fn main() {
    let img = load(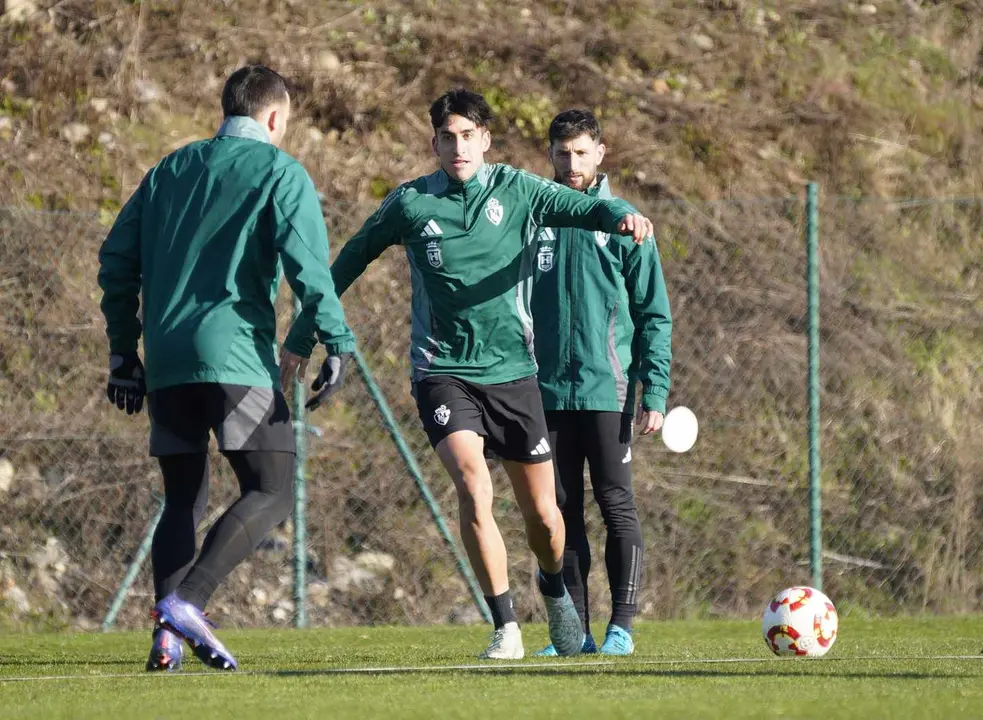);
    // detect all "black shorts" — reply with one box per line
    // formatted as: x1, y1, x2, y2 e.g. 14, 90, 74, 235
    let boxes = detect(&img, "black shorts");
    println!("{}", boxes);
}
413, 374, 552, 464
148, 383, 295, 457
